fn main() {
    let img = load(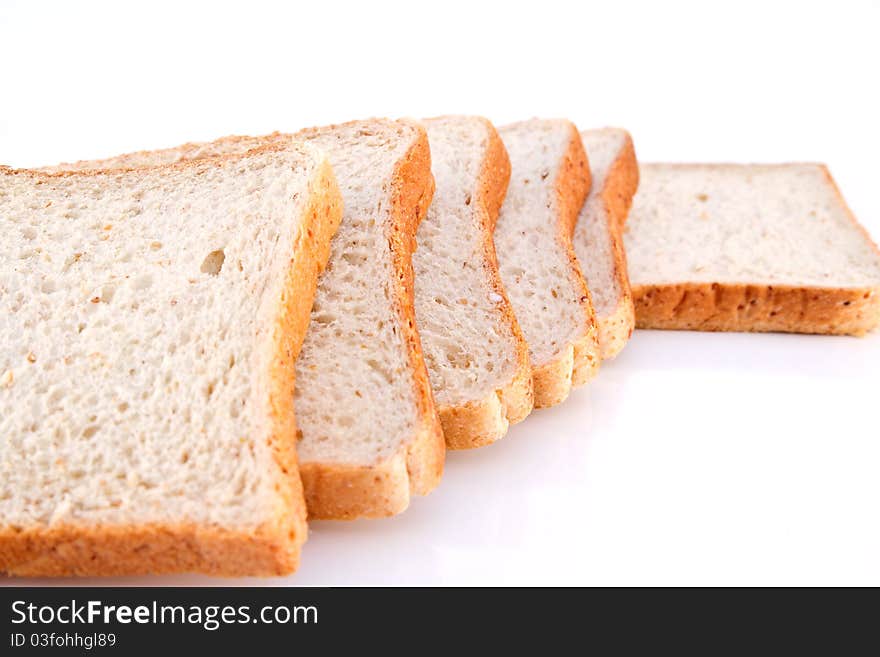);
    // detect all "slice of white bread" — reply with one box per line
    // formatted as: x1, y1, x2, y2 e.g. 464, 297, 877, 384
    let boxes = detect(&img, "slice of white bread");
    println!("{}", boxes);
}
415, 116, 532, 450
0, 142, 343, 576
574, 128, 640, 359
292, 120, 443, 518
624, 164, 880, 335
51, 120, 445, 519
495, 119, 597, 408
